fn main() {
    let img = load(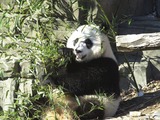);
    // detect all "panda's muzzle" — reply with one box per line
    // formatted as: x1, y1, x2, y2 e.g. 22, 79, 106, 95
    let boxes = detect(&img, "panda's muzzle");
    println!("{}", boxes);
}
75, 49, 86, 60
76, 54, 86, 61
75, 50, 86, 60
